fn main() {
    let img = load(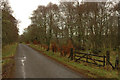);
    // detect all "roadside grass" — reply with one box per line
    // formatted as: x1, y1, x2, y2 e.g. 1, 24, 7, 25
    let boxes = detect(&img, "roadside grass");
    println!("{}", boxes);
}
2, 43, 18, 66
29, 44, 118, 78
2, 43, 17, 57
2, 43, 18, 78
